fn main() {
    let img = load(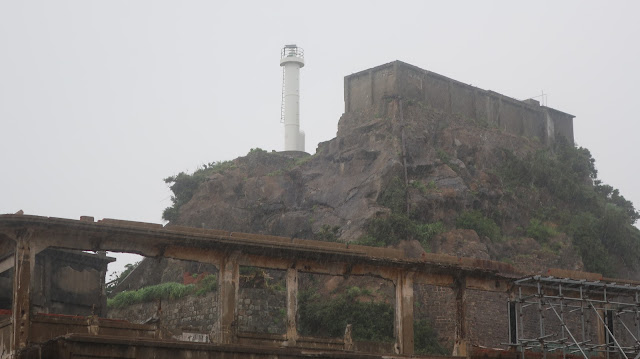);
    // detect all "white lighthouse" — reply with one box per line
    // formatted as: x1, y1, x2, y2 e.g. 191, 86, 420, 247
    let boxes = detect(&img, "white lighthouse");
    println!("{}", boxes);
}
280, 44, 305, 152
